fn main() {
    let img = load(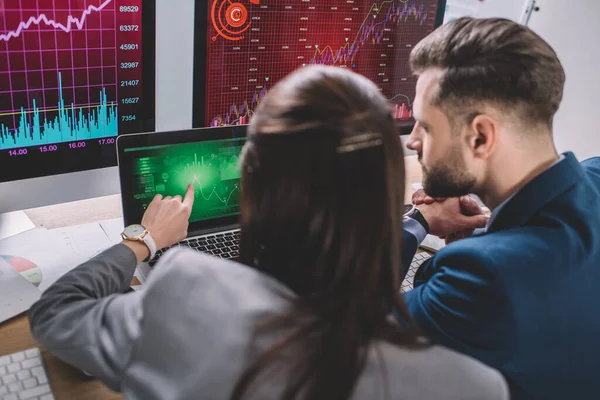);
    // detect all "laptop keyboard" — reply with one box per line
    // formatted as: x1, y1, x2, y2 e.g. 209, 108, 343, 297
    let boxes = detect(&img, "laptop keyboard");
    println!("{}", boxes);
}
149, 229, 240, 266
